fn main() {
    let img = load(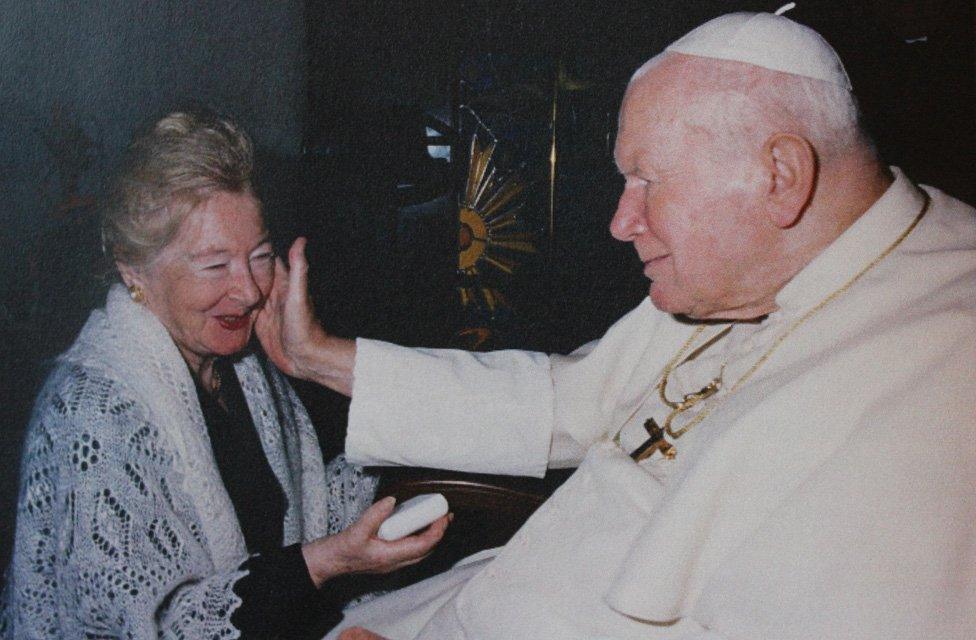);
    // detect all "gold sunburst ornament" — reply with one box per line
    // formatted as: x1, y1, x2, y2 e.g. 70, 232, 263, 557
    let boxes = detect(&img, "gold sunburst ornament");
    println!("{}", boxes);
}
457, 135, 536, 311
